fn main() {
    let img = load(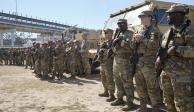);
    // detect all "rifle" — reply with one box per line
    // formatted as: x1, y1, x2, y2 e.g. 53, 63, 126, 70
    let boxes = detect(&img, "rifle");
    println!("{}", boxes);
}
107, 28, 121, 58
130, 26, 152, 76
156, 19, 191, 77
